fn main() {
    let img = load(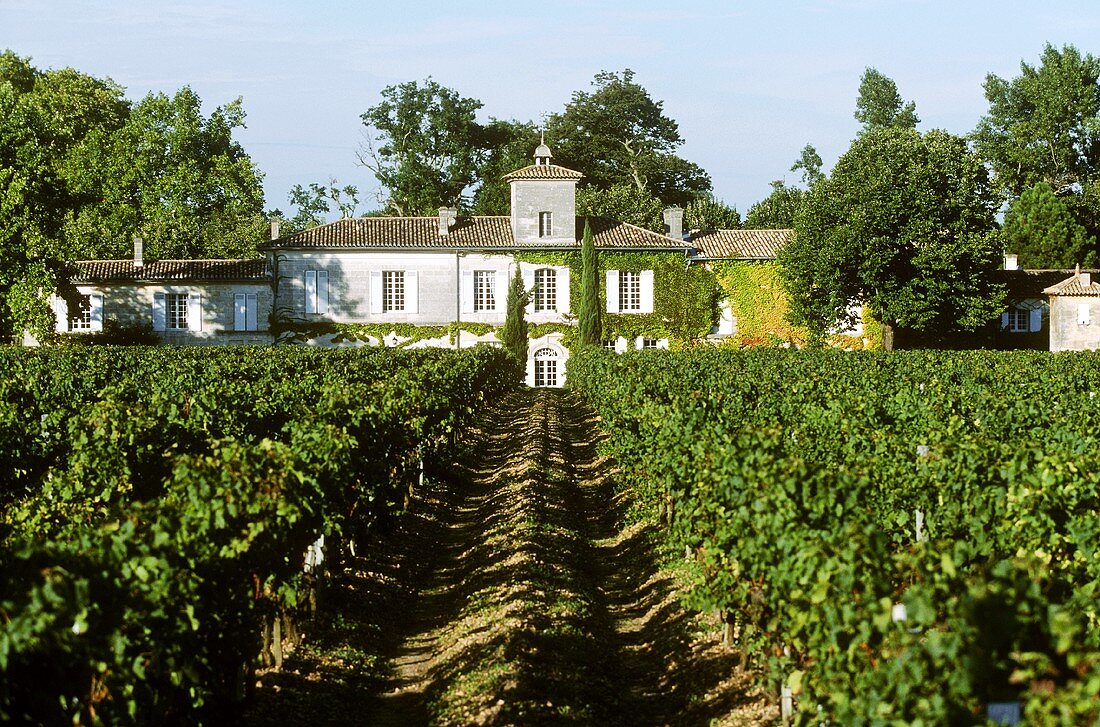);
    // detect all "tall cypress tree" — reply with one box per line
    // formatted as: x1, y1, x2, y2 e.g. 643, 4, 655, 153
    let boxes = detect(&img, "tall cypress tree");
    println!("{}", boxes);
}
500, 266, 529, 369
577, 218, 602, 347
